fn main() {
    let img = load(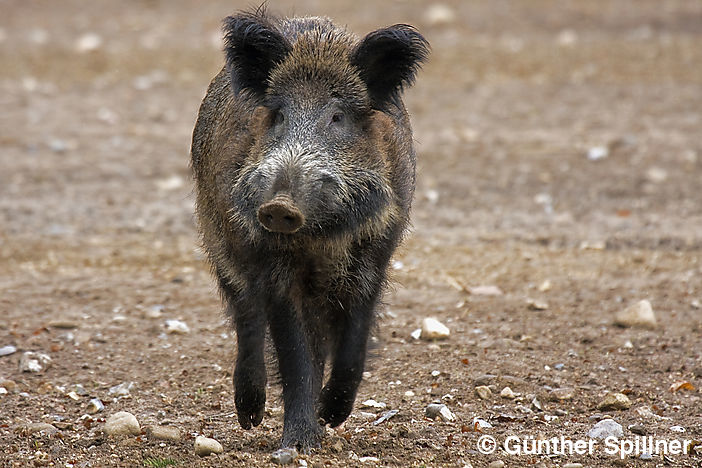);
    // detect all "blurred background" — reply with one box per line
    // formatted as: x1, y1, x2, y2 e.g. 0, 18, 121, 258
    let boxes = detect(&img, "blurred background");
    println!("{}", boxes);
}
2, 0, 700, 244
1, 1, 700, 466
